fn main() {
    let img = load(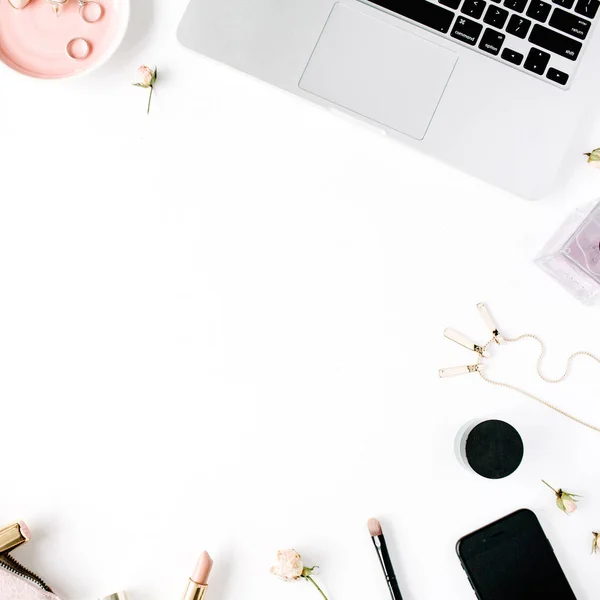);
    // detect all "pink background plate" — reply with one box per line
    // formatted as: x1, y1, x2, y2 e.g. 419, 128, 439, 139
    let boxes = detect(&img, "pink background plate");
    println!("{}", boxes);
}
0, 0, 129, 78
